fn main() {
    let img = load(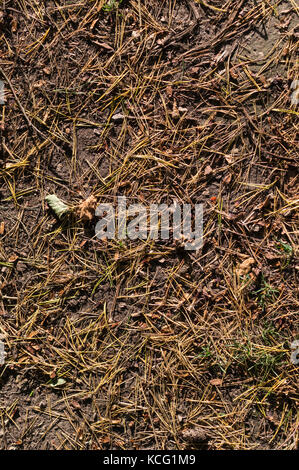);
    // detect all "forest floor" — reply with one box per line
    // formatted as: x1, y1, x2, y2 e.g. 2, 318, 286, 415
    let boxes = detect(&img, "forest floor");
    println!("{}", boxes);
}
0, 0, 298, 450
